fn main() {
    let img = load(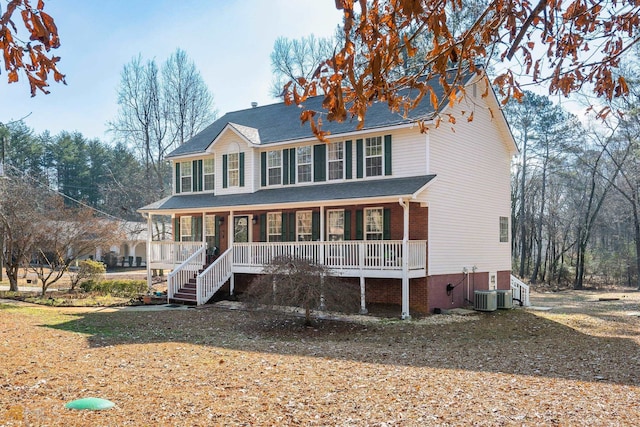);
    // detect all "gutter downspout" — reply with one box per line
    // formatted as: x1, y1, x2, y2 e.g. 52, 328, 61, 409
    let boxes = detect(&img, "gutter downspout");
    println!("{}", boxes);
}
399, 198, 410, 320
